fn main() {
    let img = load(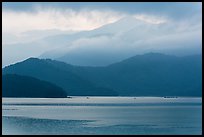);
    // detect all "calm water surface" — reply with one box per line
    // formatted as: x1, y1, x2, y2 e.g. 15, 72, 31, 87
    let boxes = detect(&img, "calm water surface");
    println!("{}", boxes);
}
2, 97, 202, 135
